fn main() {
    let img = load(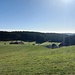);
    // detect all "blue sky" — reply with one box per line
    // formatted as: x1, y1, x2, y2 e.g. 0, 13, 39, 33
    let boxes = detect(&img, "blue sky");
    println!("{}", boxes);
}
0, 0, 75, 33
